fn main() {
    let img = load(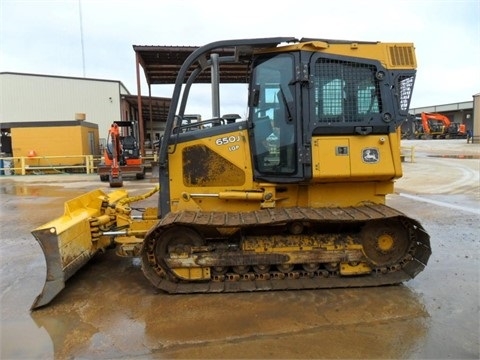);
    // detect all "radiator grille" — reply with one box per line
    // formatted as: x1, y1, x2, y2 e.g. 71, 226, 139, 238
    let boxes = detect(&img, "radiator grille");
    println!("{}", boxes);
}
388, 46, 415, 67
